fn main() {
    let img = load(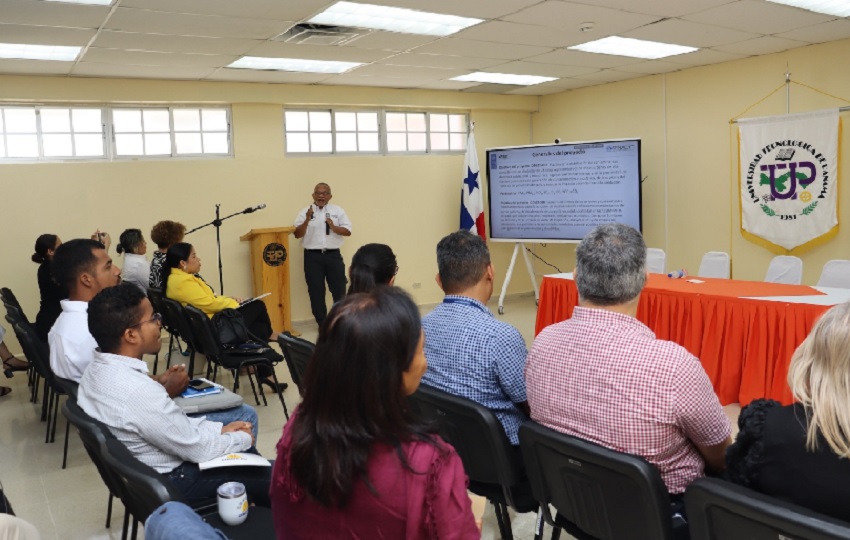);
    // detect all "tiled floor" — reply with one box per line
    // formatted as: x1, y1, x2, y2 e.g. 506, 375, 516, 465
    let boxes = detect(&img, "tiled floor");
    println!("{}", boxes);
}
0, 293, 738, 539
